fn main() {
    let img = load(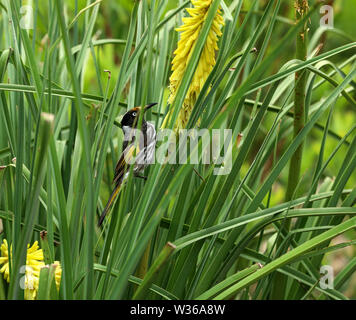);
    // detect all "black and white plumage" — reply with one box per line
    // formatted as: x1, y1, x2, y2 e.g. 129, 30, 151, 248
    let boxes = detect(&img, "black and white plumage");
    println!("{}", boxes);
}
119, 120, 156, 184
98, 103, 157, 227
